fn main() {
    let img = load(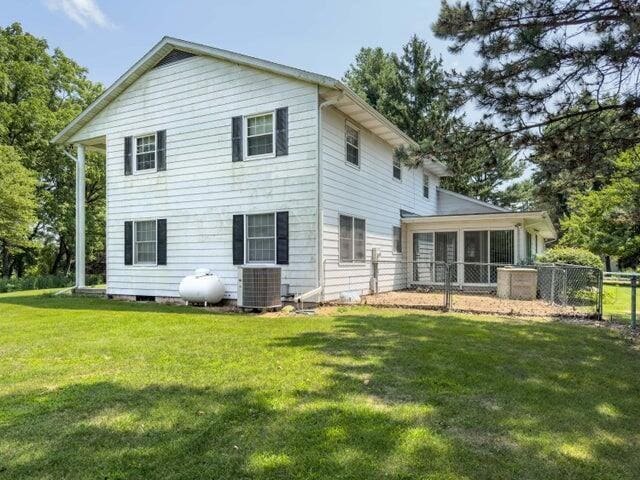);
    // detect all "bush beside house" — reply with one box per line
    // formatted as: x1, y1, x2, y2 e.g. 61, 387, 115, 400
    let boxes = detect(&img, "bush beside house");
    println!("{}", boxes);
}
536, 246, 604, 270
